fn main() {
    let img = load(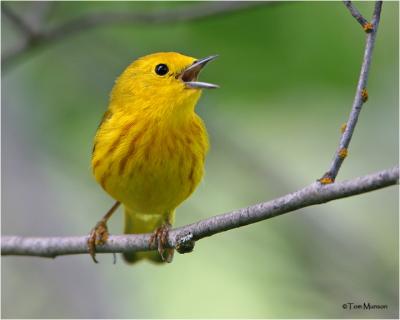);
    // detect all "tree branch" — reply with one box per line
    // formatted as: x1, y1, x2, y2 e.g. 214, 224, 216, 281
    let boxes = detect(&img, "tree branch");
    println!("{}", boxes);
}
343, 1, 370, 30
1, 2, 38, 37
2, 1, 272, 70
2, 167, 398, 258
320, 1, 382, 183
